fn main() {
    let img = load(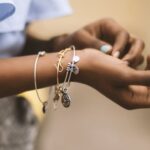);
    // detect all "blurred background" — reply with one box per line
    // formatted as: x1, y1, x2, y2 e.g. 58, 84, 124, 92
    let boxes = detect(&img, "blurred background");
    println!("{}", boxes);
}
23, 0, 150, 150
